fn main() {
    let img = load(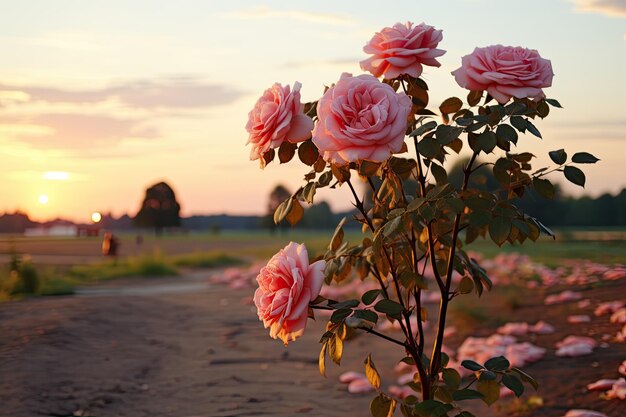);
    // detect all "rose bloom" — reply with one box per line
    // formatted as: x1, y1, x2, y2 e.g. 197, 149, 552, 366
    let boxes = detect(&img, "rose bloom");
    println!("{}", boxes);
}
360, 21, 445, 79
312, 73, 412, 165
253, 242, 325, 345
452, 45, 554, 104
245, 81, 314, 160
